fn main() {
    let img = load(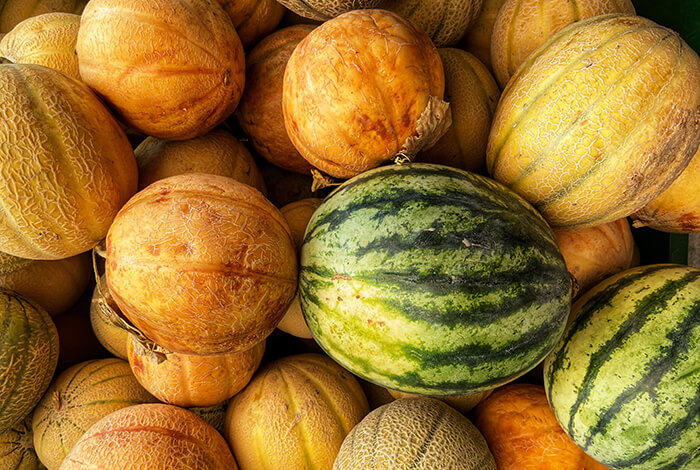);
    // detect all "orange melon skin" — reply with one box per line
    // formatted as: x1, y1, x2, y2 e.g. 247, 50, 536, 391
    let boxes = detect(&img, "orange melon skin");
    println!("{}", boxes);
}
0, 0, 87, 33
486, 15, 700, 229
106, 173, 298, 356
76, 0, 246, 141
59, 403, 238, 470
237, 25, 316, 175
218, 0, 285, 49
386, 388, 493, 414
225, 353, 369, 470
283, 9, 447, 179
